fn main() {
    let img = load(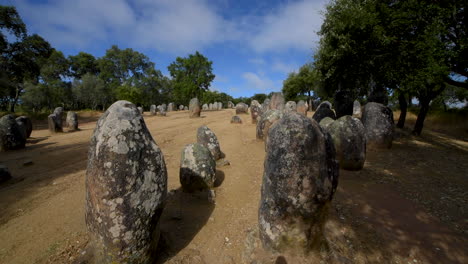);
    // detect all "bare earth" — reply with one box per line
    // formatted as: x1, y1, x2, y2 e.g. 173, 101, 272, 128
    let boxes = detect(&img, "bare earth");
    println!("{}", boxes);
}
0, 110, 467, 264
